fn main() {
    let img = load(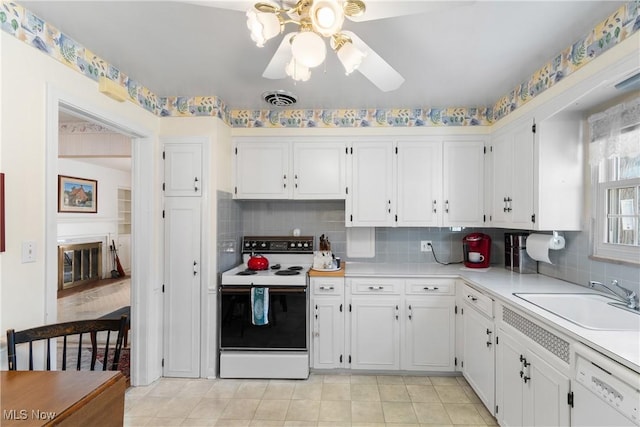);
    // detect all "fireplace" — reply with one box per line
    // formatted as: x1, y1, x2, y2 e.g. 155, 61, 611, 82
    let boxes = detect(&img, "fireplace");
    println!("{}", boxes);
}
58, 241, 102, 290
